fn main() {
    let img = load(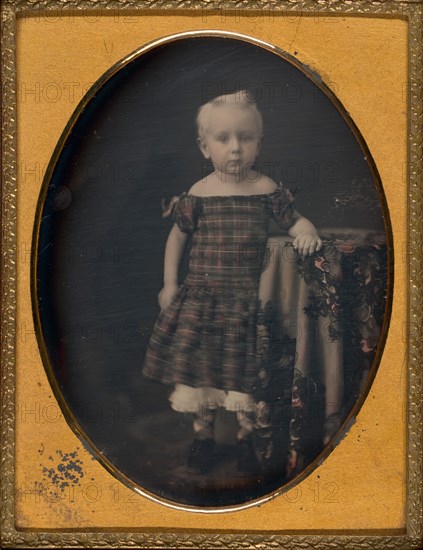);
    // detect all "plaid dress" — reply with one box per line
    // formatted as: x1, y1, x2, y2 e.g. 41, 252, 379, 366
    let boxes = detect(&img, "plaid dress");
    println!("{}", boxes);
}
142, 184, 296, 408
